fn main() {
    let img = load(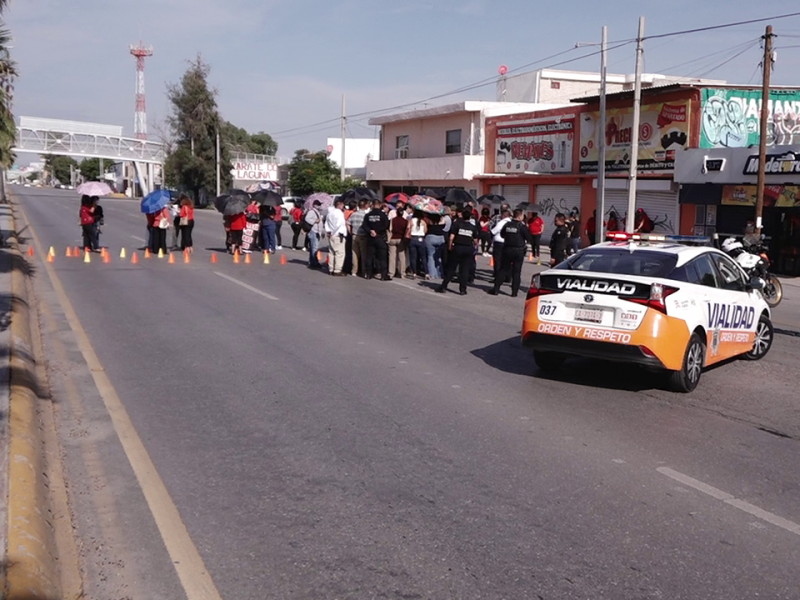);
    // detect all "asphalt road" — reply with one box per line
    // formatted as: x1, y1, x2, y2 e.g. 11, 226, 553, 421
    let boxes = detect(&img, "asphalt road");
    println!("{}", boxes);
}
14, 187, 800, 600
